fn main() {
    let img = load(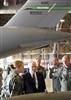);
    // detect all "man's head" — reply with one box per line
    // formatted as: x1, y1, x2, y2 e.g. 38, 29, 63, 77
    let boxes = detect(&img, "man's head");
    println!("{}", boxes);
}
28, 61, 37, 74
36, 58, 41, 67
14, 60, 24, 73
52, 58, 58, 67
62, 55, 70, 68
